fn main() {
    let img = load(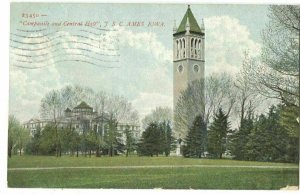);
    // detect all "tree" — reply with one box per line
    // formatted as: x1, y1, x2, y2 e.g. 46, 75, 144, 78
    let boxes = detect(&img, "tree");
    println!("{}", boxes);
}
15, 126, 30, 156
228, 113, 254, 160
124, 125, 136, 157
242, 6, 299, 127
205, 74, 236, 123
279, 105, 299, 138
39, 124, 57, 155
104, 115, 123, 157
174, 80, 205, 138
8, 115, 21, 158
26, 126, 42, 155
142, 107, 172, 130
182, 115, 207, 158
39, 84, 140, 157
207, 108, 230, 159
244, 105, 298, 162
40, 89, 63, 157
174, 75, 236, 139
137, 121, 175, 157
233, 54, 262, 127
160, 121, 176, 157
137, 122, 161, 156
